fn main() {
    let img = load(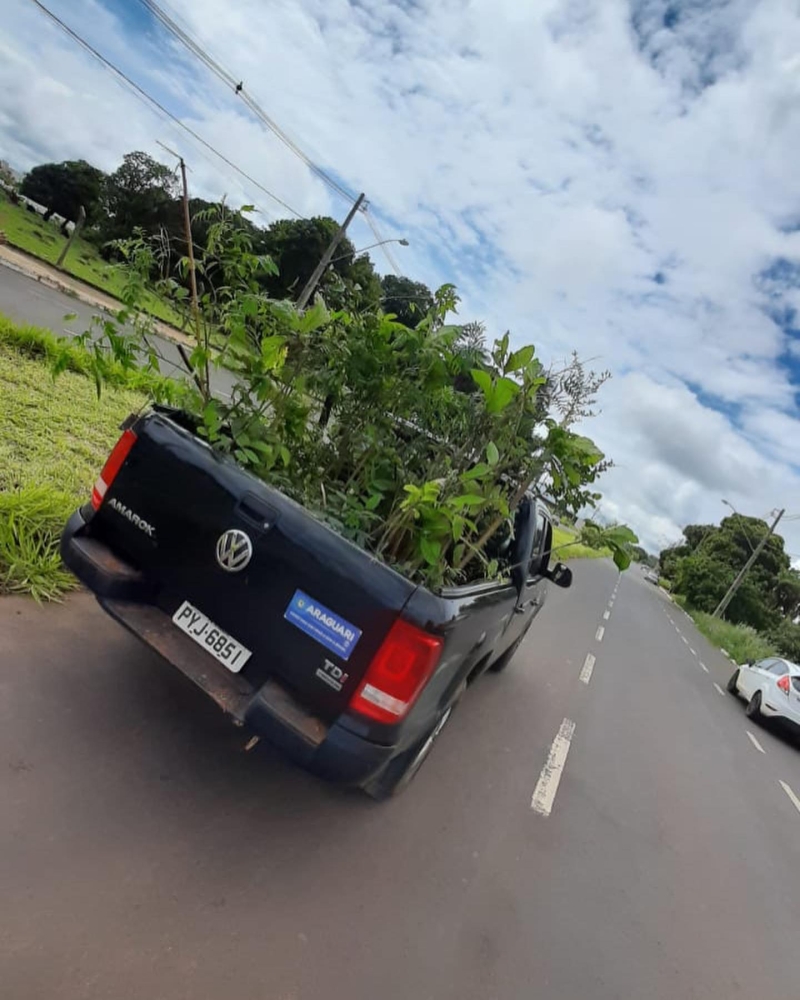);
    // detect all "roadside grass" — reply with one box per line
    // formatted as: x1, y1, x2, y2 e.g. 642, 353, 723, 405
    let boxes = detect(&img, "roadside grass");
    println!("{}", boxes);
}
0, 323, 146, 600
686, 609, 777, 665
0, 190, 182, 326
552, 524, 611, 561
0, 313, 180, 399
658, 577, 672, 591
